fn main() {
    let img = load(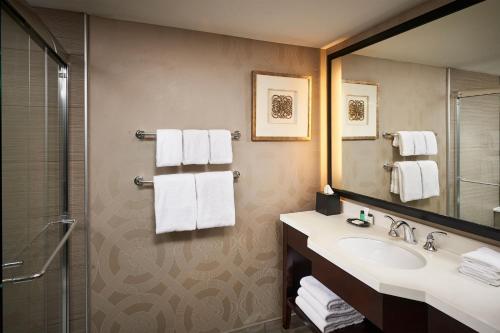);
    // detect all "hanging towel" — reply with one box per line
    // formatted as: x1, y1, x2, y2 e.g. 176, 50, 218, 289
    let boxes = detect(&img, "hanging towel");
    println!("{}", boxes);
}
397, 161, 423, 202
417, 160, 439, 199
295, 296, 364, 333
156, 129, 183, 167
153, 174, 197, 234
413, 132, 427, 155
390, 162, 400, 194
423, 131, 438, 155
297, 287, 358, 320
300, 276, 345, 311
182, 129, 209, 165
208, 129, 233, 164
195, 171, 235, 229
394, 131, 414, 156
